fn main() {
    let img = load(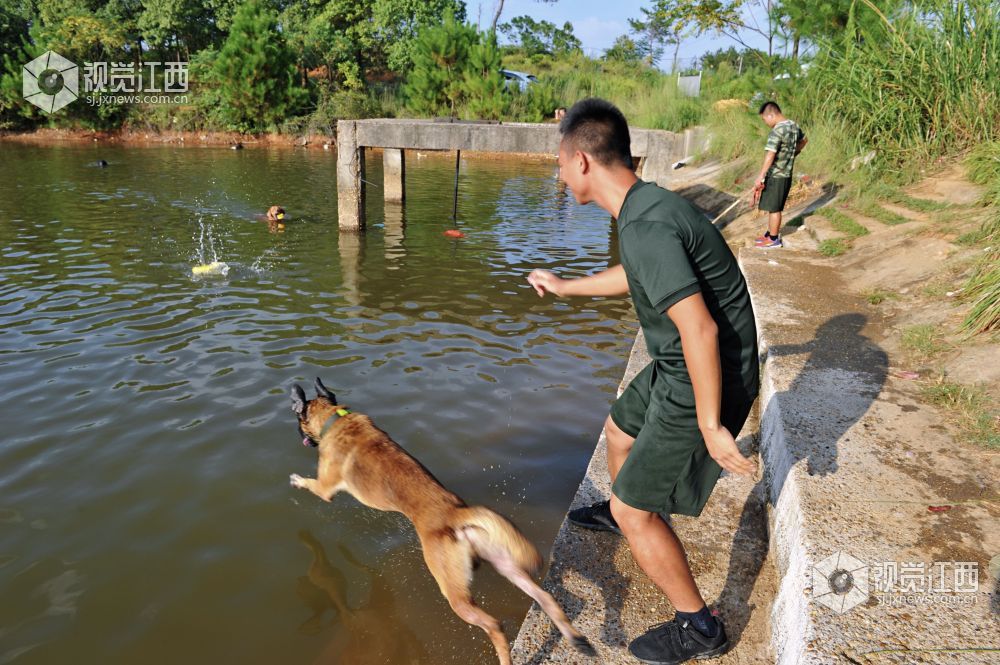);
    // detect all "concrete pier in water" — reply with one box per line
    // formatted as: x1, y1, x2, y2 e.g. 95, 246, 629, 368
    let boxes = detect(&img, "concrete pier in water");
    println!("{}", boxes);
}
335, 119, 706, 231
